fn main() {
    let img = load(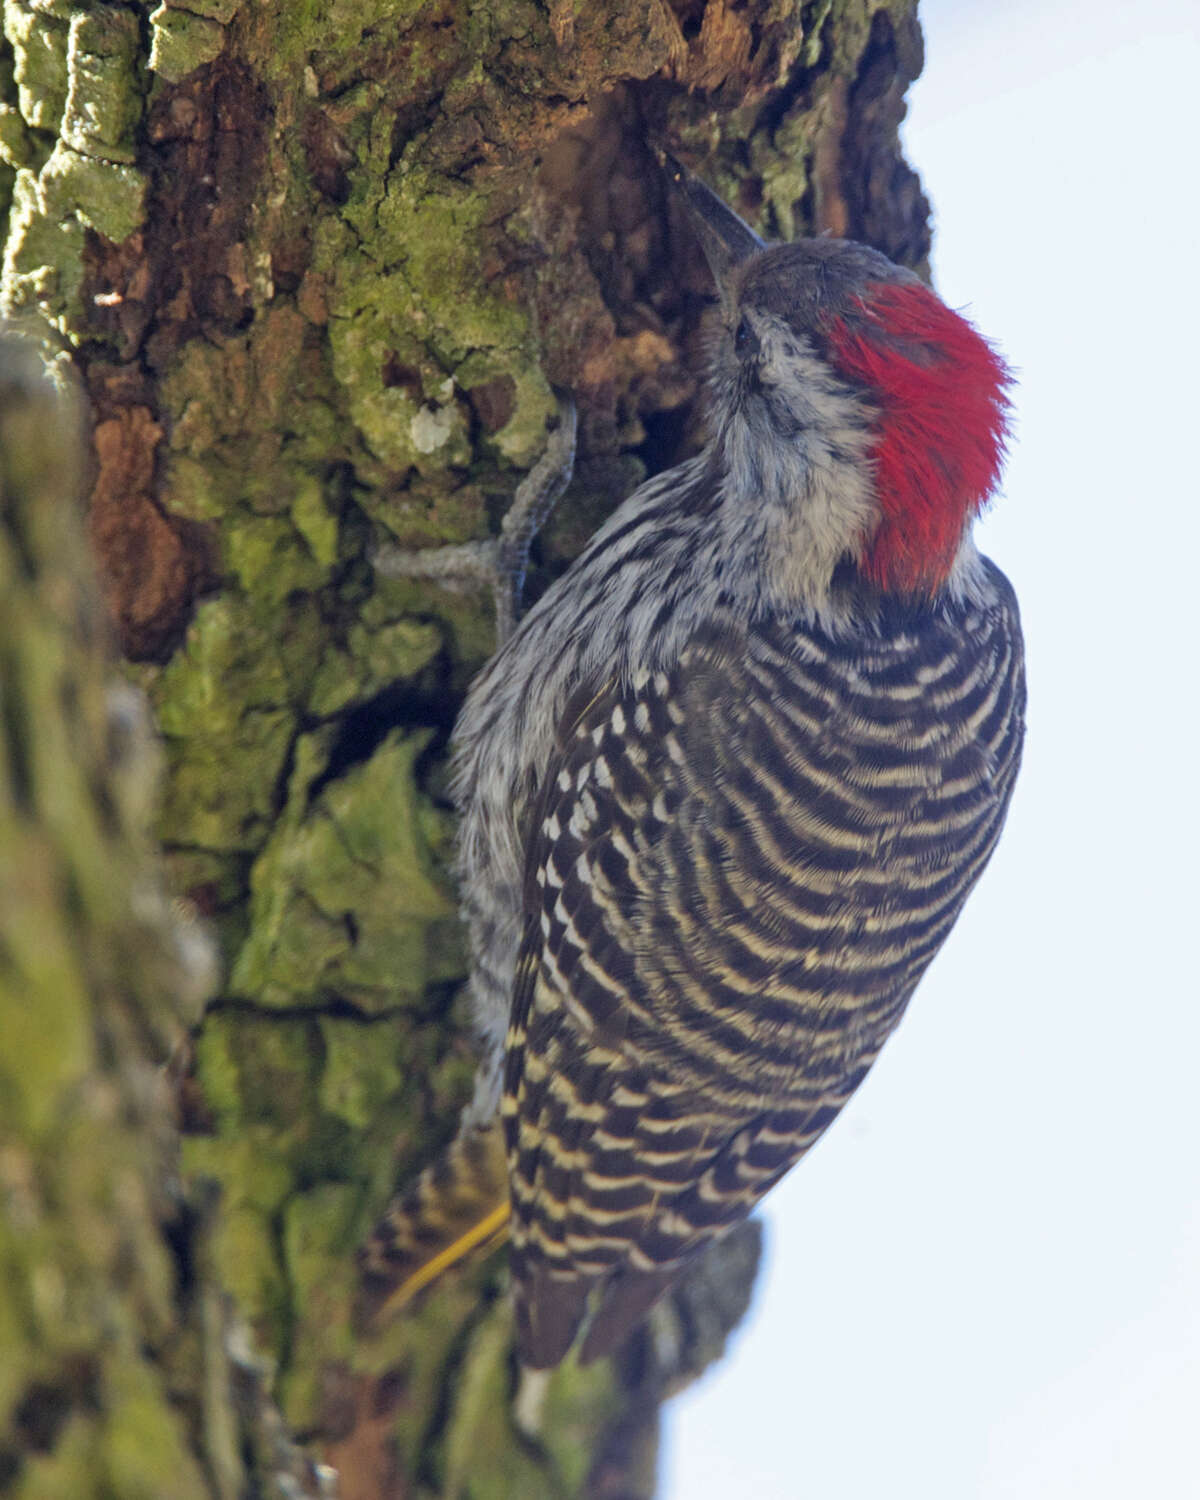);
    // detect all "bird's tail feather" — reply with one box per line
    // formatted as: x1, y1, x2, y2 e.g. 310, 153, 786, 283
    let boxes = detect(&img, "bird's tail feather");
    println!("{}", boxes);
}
358, 1117, 510, 1325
